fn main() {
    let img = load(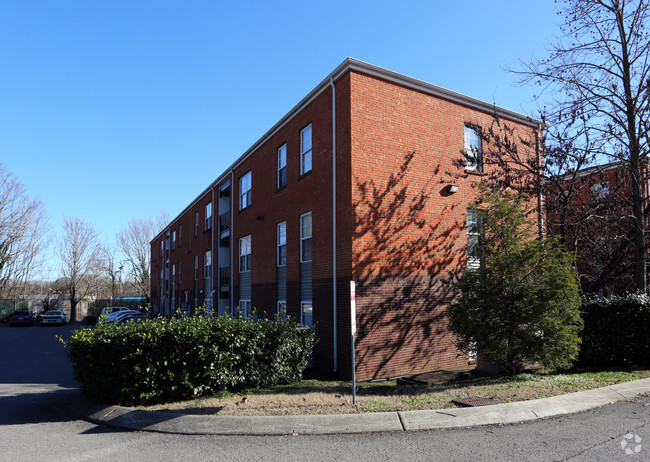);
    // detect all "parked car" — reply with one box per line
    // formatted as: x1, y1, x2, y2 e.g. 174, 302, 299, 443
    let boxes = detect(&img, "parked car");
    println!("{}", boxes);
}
42, 310, 66, 326
81, 314, 100, 325
9, 310, 35, 327
116, 313, 147, 324
100, 306, 131, 317
101, 309, 141, 324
